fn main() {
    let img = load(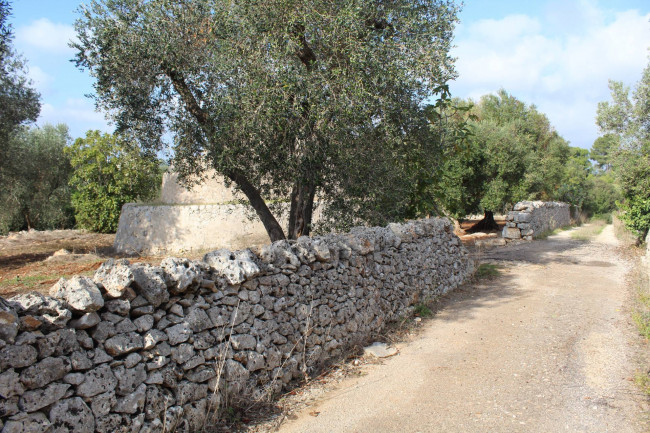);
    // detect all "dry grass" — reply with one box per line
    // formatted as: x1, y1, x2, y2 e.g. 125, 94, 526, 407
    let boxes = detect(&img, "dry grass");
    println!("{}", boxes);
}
613, 214, 638, 246
569, 219, 607, 241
